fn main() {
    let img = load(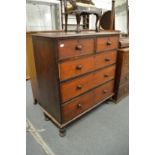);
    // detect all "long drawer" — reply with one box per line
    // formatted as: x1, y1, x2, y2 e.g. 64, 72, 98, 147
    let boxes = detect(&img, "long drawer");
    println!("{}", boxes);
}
60, 65, 116, 103
62, 80, 114, 123
59, 50, 117, 81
